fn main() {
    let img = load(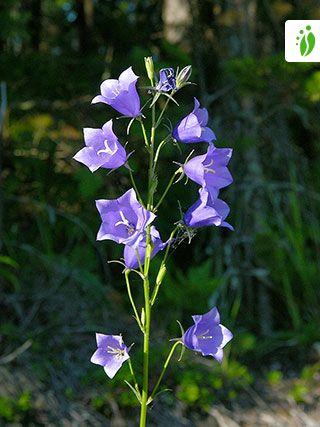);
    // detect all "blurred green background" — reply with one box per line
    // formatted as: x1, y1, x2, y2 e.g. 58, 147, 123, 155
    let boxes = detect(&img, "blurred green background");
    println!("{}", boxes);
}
1, 1, 320, 425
